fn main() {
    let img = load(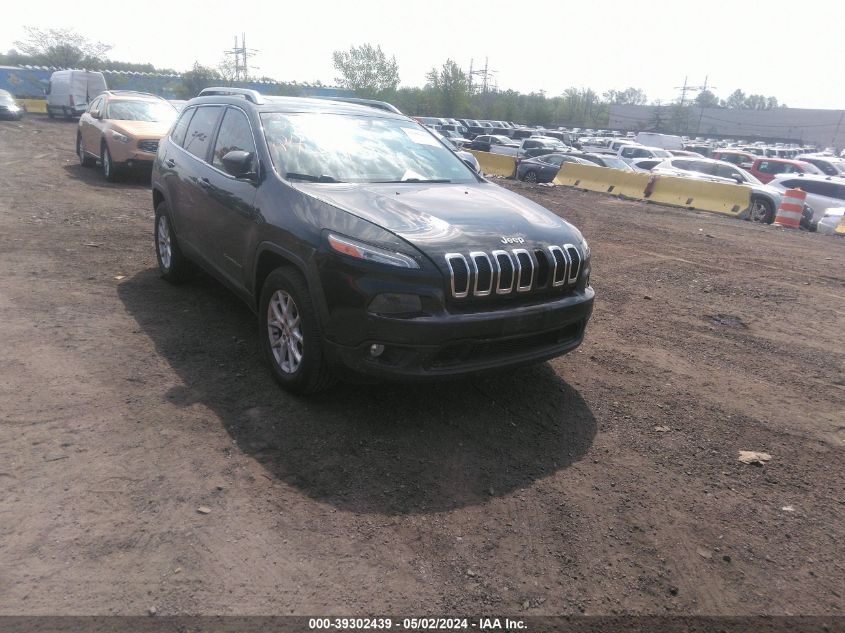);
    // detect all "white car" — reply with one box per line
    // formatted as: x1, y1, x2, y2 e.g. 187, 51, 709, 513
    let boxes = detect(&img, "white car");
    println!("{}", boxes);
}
767, 174, 845, 221
795, 155, 845, 178
650, 157, 787, 223
618, 145, 673, 164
